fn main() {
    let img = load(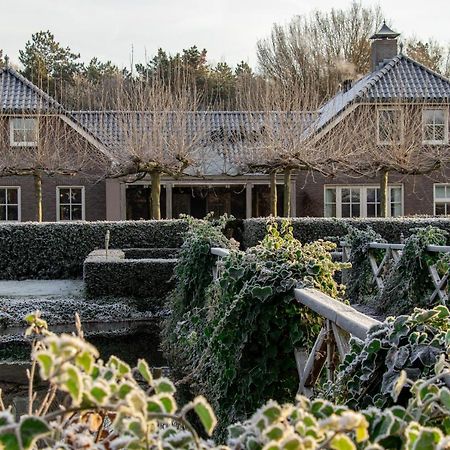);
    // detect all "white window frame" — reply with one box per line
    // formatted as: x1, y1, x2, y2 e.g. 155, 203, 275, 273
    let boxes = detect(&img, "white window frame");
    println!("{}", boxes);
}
9, 117, 38, 147
324, 185, 404, 218
56, 186, 85, 221
377, 107, 404, 145
433, 183, 450, 216
0, 186, 21, 222
422, 108, 449, 145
